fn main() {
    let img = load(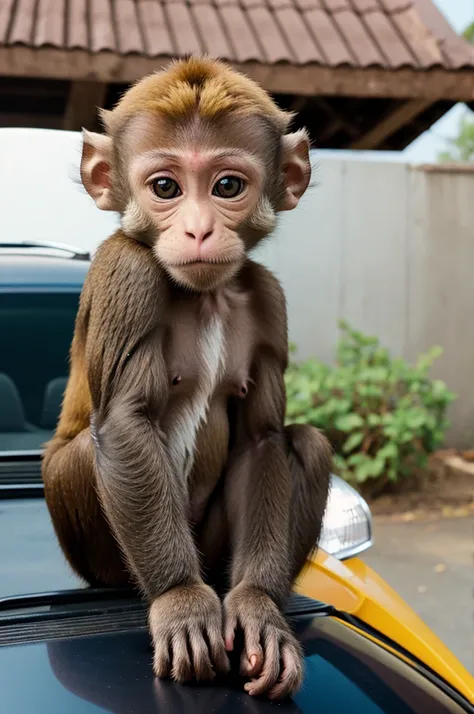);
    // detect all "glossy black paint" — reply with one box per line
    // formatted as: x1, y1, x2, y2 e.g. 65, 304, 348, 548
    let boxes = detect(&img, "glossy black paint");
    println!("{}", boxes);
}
0, 610, 471, 714
0, 252, 89, 291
